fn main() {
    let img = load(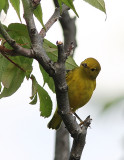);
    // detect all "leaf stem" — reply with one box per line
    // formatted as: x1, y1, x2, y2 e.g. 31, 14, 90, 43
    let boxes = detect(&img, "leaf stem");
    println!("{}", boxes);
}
0, 52, 26, 72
